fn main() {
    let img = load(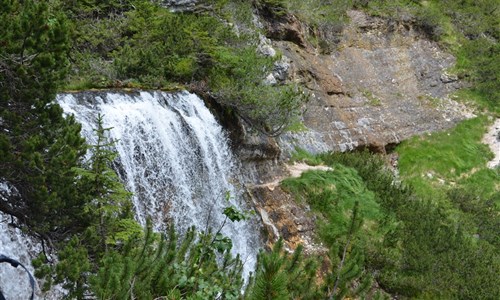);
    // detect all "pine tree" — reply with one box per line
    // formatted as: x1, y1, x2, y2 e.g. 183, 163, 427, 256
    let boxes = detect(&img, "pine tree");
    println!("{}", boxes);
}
76, 114, 136, 254
90, 222, 244, 299
0, 0, 89, 237
247, 239, 320, 300
325, 201, 372, 300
